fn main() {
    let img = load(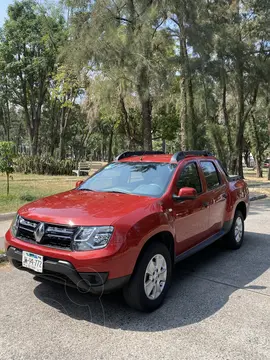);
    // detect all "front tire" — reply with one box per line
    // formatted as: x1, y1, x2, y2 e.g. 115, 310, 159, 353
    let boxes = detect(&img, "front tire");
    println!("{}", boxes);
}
224, 210, 245, 250
123, 242, 172, 312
